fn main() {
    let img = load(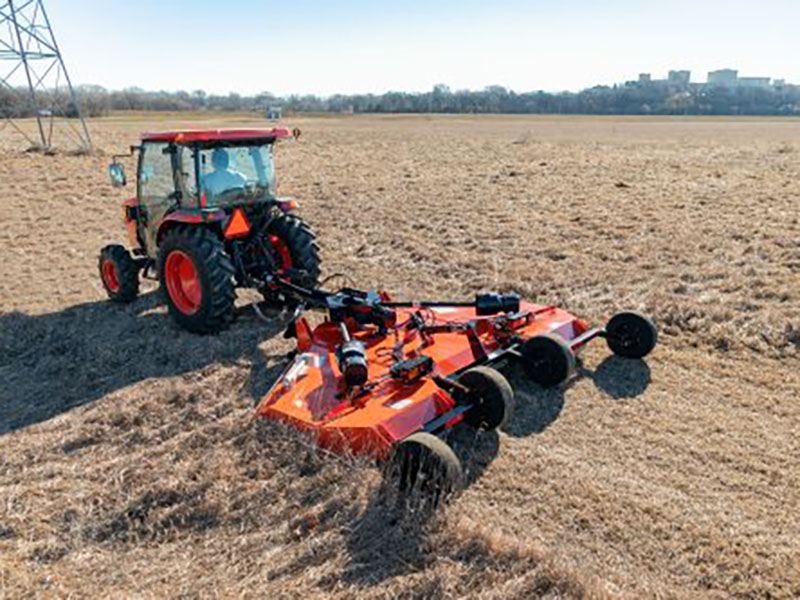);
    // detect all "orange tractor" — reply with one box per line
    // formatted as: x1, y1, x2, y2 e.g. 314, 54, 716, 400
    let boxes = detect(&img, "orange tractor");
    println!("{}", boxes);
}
256, 280, 657, 498
99, 128, 320, 333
